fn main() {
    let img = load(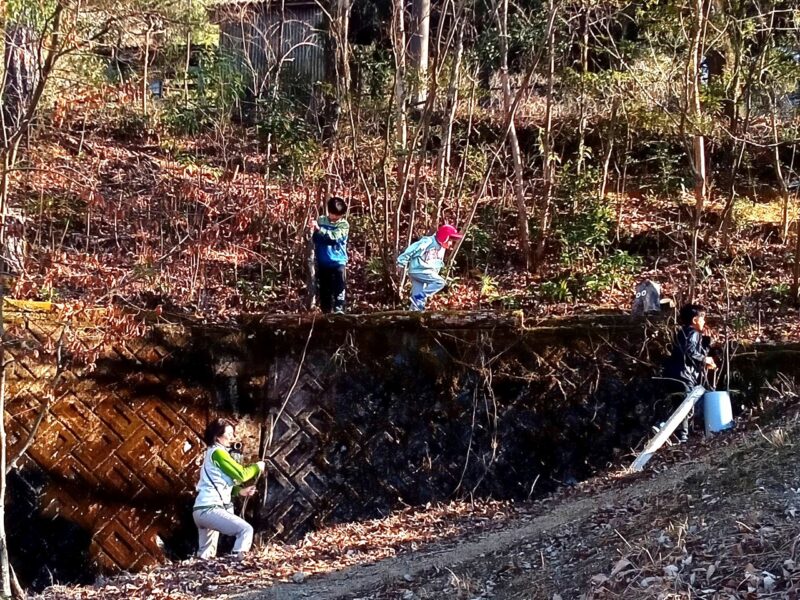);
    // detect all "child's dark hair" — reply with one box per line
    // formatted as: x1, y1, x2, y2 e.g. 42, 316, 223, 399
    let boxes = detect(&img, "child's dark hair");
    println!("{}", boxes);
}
327, 196, 348, 216
203, 417, 234, 445
679, 303, 706, 327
